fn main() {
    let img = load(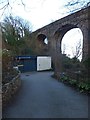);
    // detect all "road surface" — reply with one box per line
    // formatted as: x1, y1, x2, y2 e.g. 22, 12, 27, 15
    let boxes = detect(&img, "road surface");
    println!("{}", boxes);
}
3, 72, 88, 118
